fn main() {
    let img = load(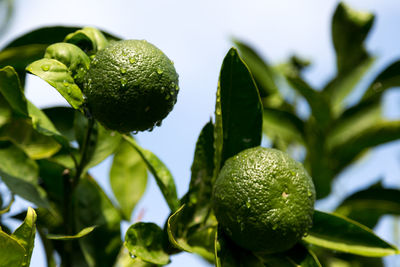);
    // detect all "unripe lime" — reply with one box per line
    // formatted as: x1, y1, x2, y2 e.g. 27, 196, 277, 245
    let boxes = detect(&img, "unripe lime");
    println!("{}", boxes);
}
84, 40, 179, 132
212, 147, 315, 253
